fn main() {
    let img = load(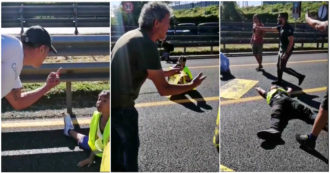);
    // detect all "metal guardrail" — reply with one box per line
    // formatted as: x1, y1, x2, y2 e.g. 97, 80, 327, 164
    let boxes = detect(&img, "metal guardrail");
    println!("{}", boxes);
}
2, 3, 110, 35
2, 3, 110, 113
10, 35, 110, 56
21, 62, 109, 113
